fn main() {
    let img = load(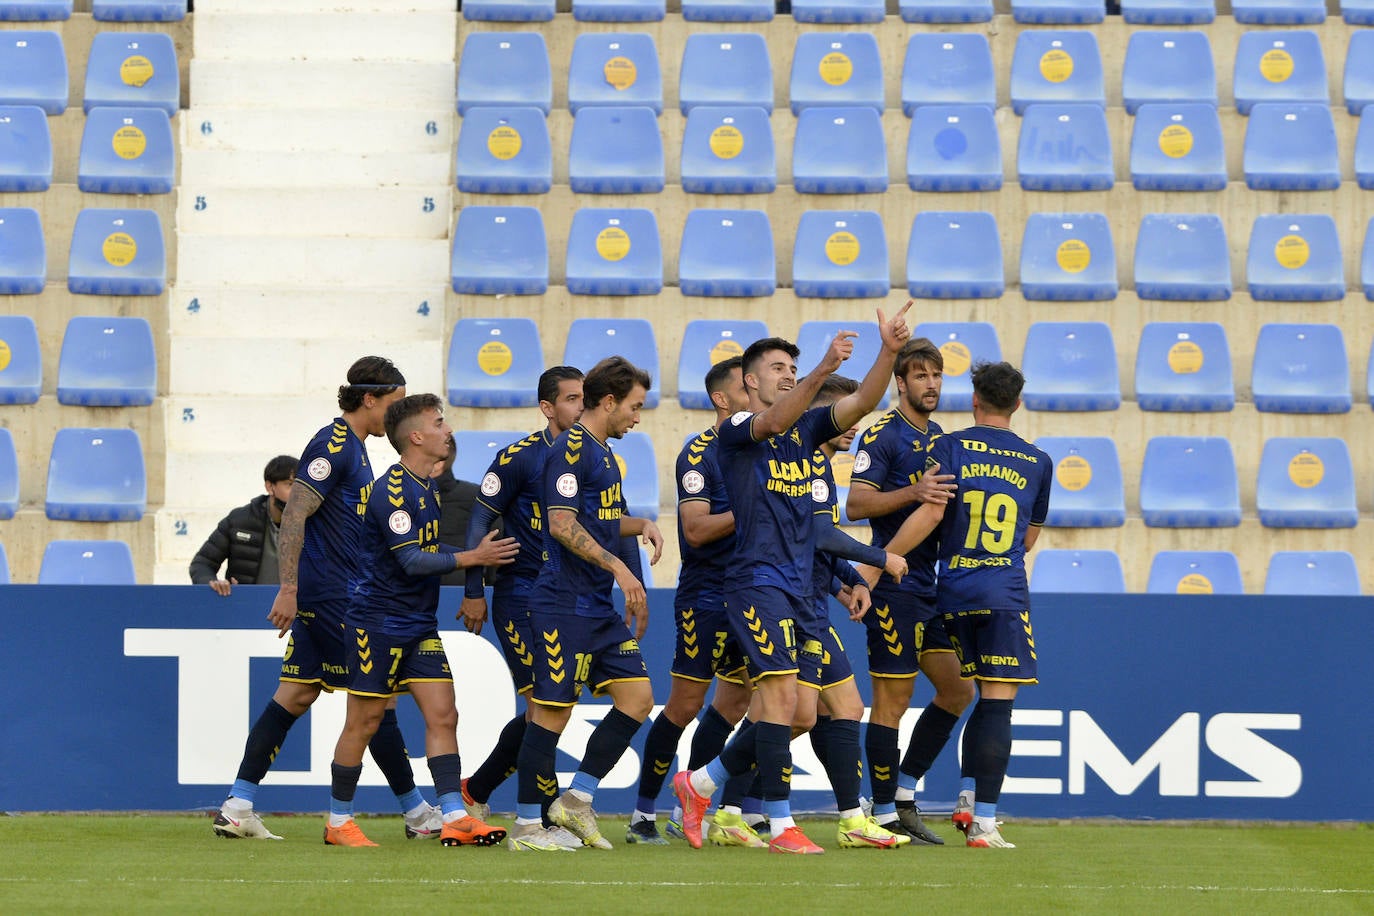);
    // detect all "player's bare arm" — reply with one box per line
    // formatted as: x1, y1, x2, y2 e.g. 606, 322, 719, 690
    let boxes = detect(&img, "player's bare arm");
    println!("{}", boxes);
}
678, 500, 735, 548
551, 508, 647, 625
857, 499, 945, 588
458, 595, 488, 634
845, 464, 957, 521
620, 515, 664, 564
267, 481, 323, 637
833, 300, 914, 430
1025, 524, 1042, 552
750, 332, 854, 440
